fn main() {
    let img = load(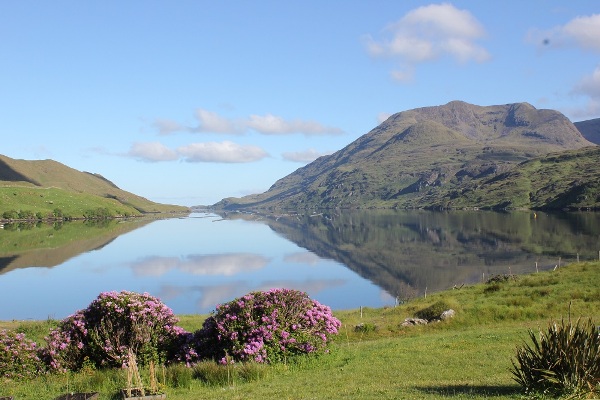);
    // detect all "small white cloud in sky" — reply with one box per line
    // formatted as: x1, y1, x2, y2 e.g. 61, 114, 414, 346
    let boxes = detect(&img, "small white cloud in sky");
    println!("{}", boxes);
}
128, 141, 179, 162
528, 13, 600, 51
364, 3, 490, 82
282, 148, 331, 163
247, 114, 344, 136
571, 66, 600, 118
574, 66, 600, 98
126, 141, 269, 163
178, 141, 269, 163
153, 118, 186, 135
563, 14, 600, 51
152, 108, 344, 136
191, 109, 244, 134
528, 13, 600, 119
